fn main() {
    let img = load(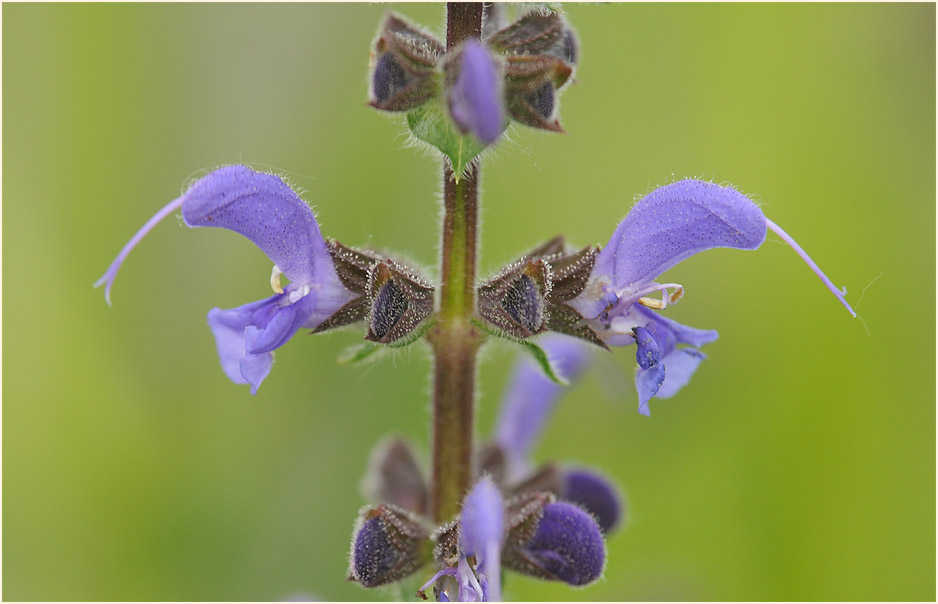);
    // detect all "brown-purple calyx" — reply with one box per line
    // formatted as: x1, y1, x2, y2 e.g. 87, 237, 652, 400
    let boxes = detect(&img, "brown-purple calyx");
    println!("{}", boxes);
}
349, 504, 431, 588
369, 13, 444, 112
